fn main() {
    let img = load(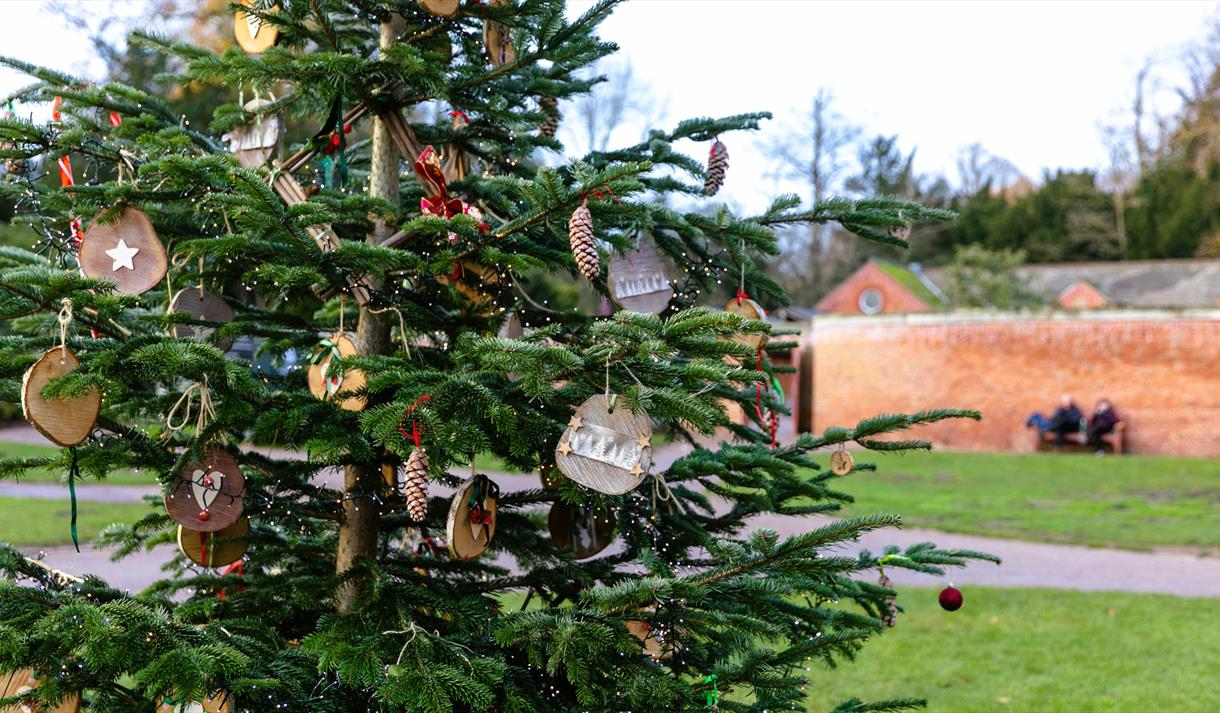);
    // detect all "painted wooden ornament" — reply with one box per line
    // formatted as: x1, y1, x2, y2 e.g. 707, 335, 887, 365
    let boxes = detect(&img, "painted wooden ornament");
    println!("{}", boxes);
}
78, 207, 167, 295
548, 501, 615, 559
445, 474, 499, 560
724, 295, 768, 352
155, 691, 234, 713
306, 334, 367, 412
21, 348, 99, 447
0, 668, 80, 712
222, 97, 281, 168
482, 0, 516, 67
177, 516, 250, 568
419, 0, 460, 17
830, 449, 854, 476
169, 289, 236, 352
624, 609, 678, 661
234, 0, 278, 54
555, 395, 652, 495
164, 448, 245, 533
608, 241, 673, 314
